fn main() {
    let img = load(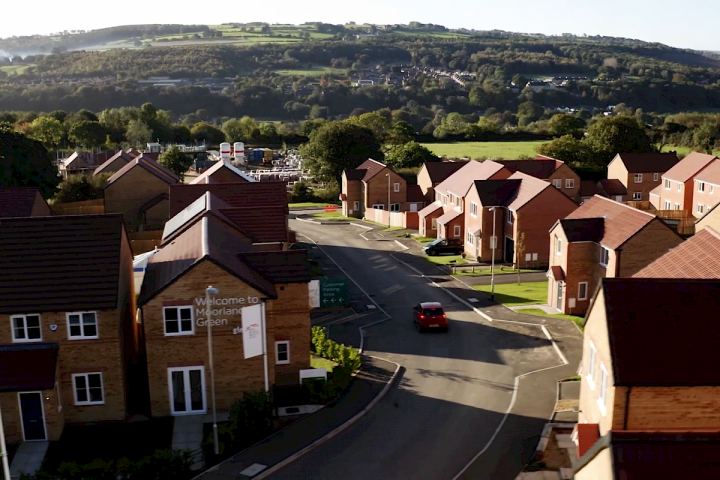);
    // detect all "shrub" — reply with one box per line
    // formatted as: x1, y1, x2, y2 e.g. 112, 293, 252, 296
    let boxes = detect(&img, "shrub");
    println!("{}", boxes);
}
291, 180, 313, 202
311, 326, 361, 370
51, 172, 112, 204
